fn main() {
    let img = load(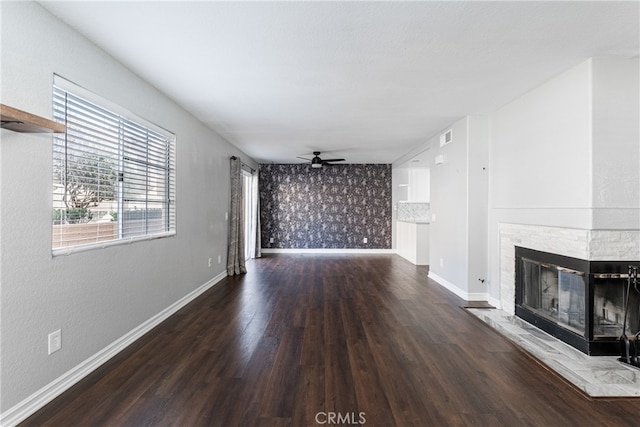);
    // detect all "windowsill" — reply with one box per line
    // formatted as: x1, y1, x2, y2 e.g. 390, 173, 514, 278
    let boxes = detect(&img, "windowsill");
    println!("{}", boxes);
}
52, 231, 176, 257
